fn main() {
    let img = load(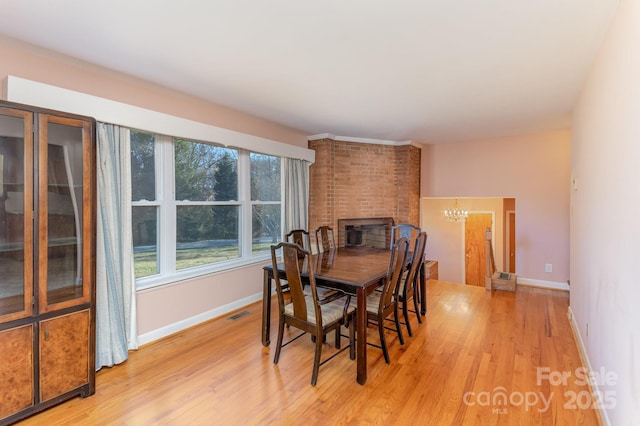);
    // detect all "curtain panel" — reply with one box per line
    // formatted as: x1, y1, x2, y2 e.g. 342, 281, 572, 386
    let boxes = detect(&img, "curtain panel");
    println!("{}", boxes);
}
96, 123, 138, 369
283, 158, 310, 235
